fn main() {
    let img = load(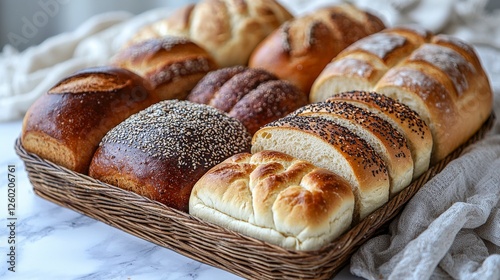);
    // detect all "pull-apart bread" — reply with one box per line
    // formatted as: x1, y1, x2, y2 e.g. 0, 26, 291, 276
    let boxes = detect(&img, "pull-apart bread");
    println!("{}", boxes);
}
187, 66, 308, 135
249, 4, 385, 94
21, 66, 158, 174
129, 0, 293, 67
89, 100, 251, 212
189, 150, 355, 251
311, 26, 493, 162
